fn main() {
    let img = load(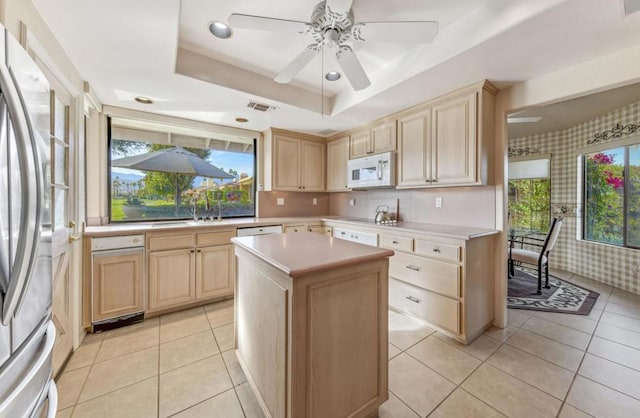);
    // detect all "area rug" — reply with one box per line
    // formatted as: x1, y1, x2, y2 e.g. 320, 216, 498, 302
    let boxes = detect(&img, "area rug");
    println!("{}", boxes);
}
508, 268, 599, 315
